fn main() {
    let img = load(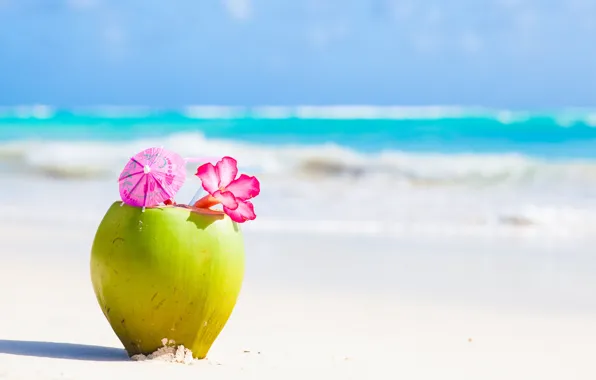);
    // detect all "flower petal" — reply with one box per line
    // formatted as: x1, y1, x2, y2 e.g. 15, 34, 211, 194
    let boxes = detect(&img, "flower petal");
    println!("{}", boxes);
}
225, 174, 260, 200
223, 200, 256, 223
213, 190, 238, 210
196, 162, 219, 194
216, 156, 238, 188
